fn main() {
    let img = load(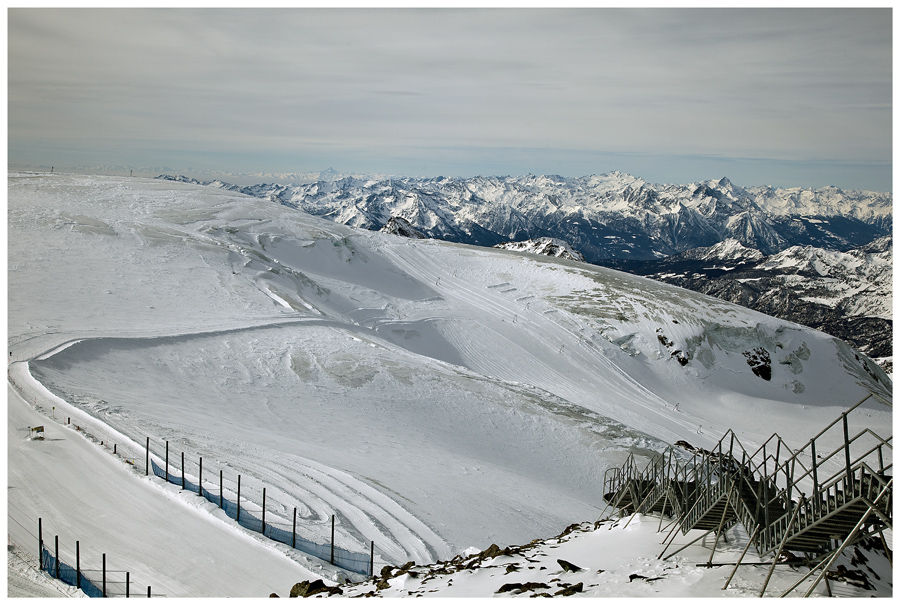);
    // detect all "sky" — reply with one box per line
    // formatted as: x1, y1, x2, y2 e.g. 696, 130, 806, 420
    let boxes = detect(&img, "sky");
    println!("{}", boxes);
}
7, 7, 893, 191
